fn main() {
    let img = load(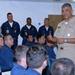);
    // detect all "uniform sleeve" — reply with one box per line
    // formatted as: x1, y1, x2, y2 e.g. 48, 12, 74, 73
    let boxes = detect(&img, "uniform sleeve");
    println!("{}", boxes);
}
38, 27, 42, 35
54, 24, 60, 37
0, 27, 2, 34
1, 24, 4, 36
34, 27, 37, 37
0, 48, 14, 71
20, 27, 25, 38
51, 27, 54, 37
